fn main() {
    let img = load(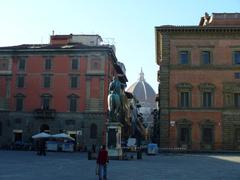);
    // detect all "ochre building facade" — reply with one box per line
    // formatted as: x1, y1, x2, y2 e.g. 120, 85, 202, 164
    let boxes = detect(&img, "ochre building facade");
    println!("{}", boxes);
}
0, 34, 127, 150
156, 13, 240, 151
